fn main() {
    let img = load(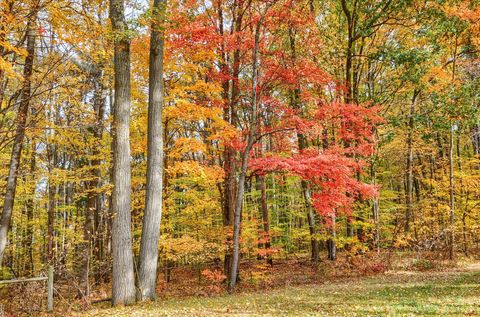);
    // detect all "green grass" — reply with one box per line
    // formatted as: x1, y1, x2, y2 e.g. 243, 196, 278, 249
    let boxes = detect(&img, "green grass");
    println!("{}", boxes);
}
82, 271, 480, 316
